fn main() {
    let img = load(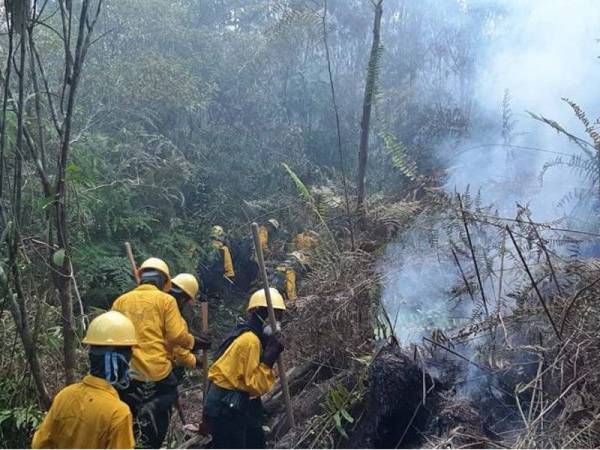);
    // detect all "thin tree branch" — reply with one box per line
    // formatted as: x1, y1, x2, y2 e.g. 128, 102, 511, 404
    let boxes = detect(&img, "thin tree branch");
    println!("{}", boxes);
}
458, 194, 489, 316
322, 0, 355, 250
506, 225, 562, 341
